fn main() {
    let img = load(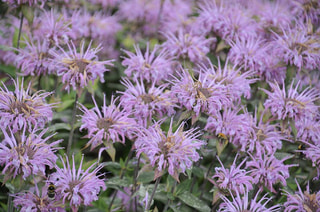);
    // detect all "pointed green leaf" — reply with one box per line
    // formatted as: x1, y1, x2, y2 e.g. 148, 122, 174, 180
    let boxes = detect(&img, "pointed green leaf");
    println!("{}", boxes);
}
178, 191, 210, 212
21, 5, 34, 25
